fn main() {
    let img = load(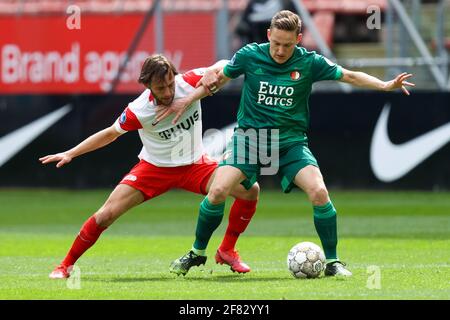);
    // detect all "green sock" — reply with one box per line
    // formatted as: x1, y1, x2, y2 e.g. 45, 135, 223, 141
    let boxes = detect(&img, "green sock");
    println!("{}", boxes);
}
193, 197, 225, 252
313, 201, 338, 260
191, 247, 206, 256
